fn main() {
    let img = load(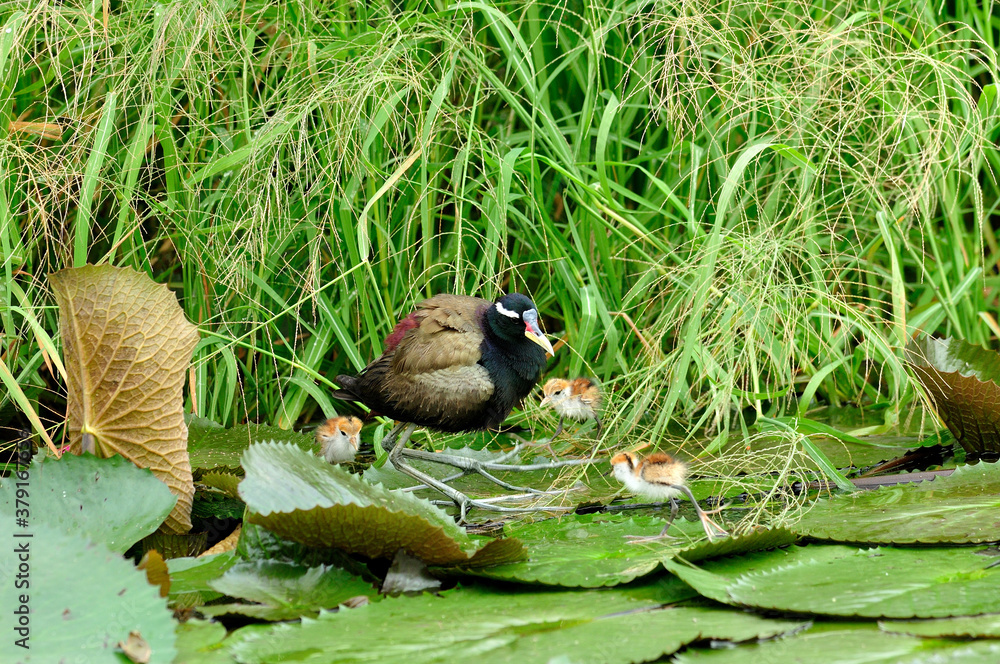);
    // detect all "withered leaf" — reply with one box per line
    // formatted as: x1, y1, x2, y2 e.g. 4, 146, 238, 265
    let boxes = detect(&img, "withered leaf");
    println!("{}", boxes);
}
117, 630, 151, 664
138, 550, 171, 598
906, 336, 1000, 455
50, 264, 199, 534
200, 524, 242, 557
